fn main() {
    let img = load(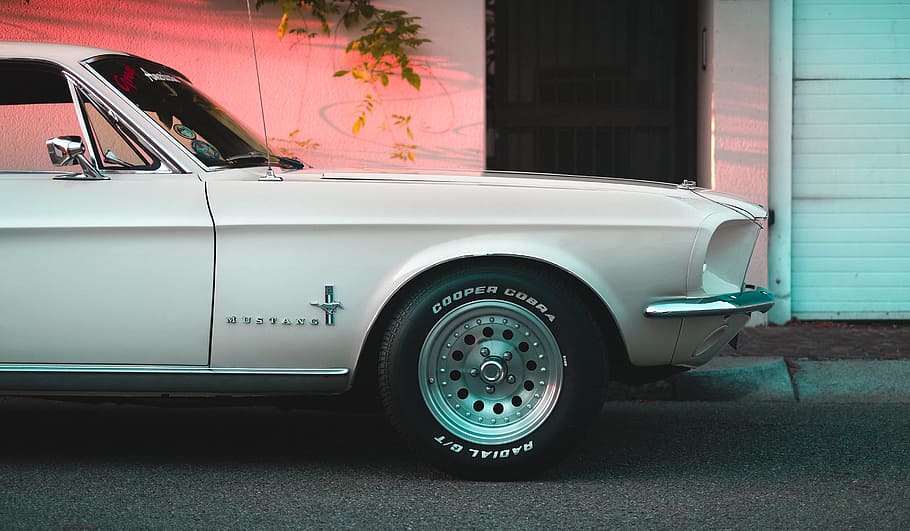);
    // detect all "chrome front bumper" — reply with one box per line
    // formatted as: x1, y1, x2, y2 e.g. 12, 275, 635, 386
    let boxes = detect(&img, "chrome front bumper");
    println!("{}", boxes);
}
644, 286, 775, 319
